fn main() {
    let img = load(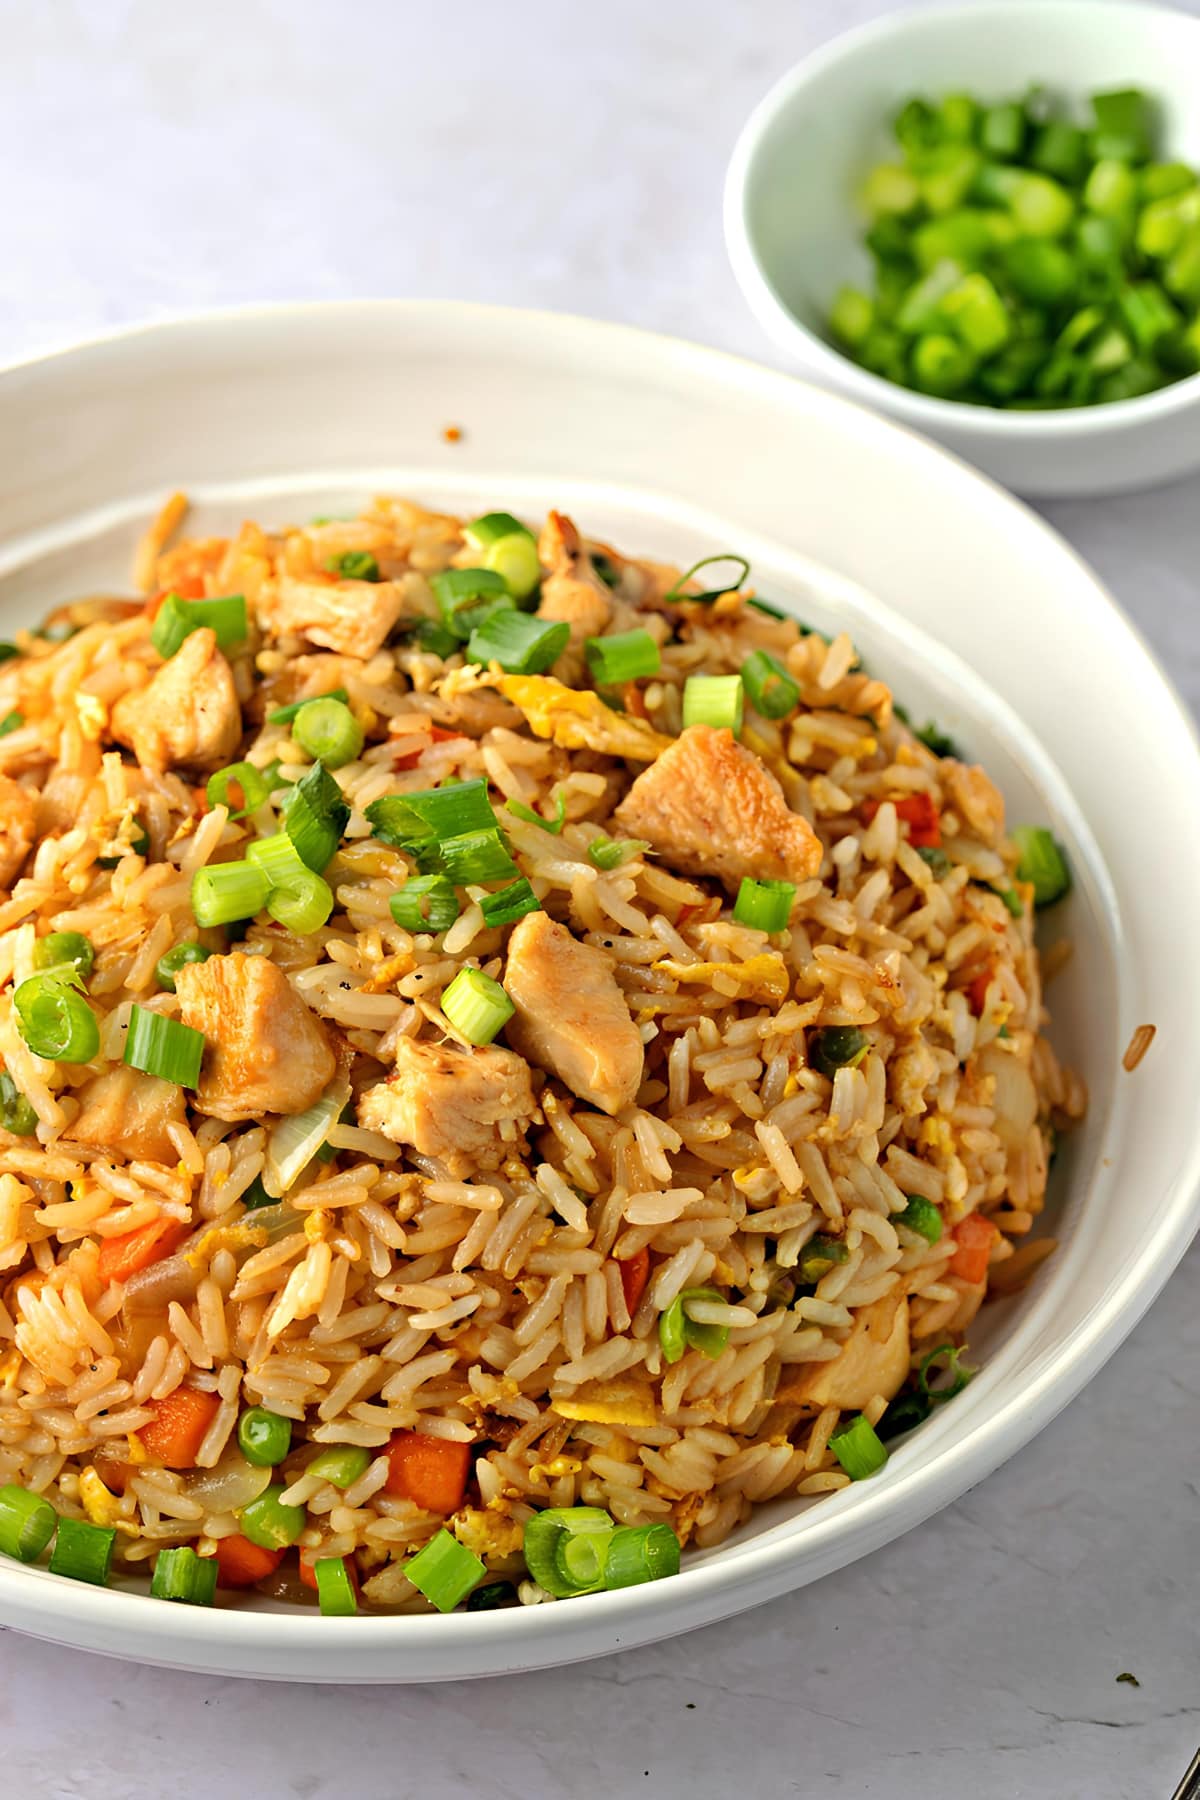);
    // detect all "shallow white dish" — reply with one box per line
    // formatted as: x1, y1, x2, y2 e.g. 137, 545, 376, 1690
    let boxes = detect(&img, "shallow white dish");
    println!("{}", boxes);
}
724, 0, 1200, 497
1, 300, 1198, 1682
